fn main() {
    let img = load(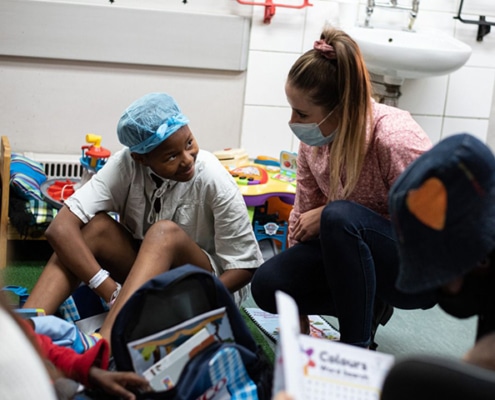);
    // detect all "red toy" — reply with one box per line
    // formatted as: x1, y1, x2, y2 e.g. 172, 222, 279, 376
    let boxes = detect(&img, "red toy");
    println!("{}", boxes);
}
41, 134, 111, 208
